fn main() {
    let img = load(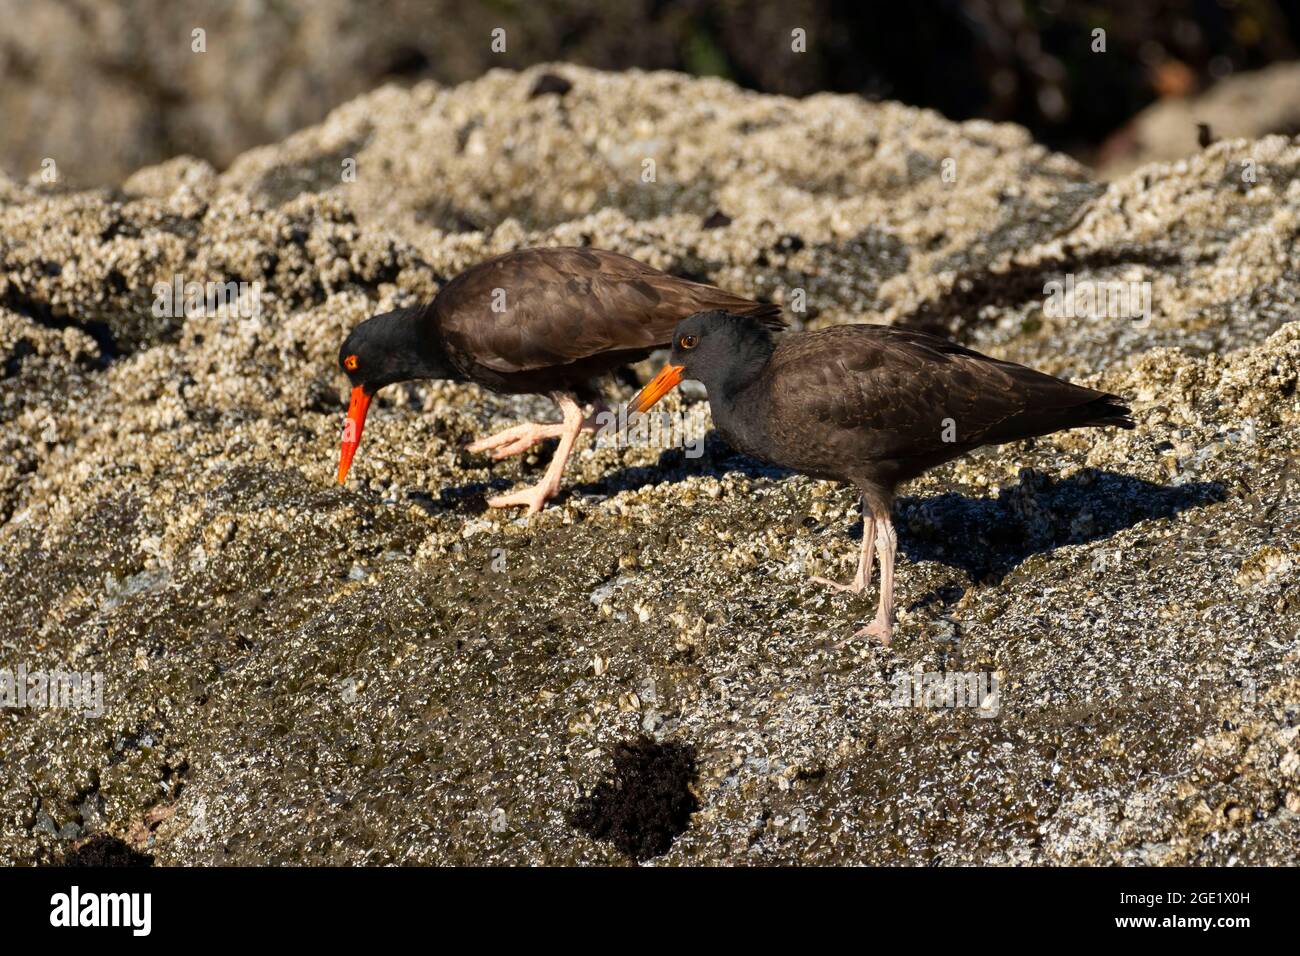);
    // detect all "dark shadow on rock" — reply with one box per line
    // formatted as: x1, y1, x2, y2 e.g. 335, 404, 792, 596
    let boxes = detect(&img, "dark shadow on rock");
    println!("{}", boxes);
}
1, 283, 121, 366
406, 479, 515, 517
431, 436, 595, 514
568, 737, 700, 862
433, 429, 791, 511
55, 834, 154, 867
433, 439, 1223, 581
893, 468, 1226, 583
574, 430, 795, 500
909, 583, 967, 614
580, 444, 1223, 585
